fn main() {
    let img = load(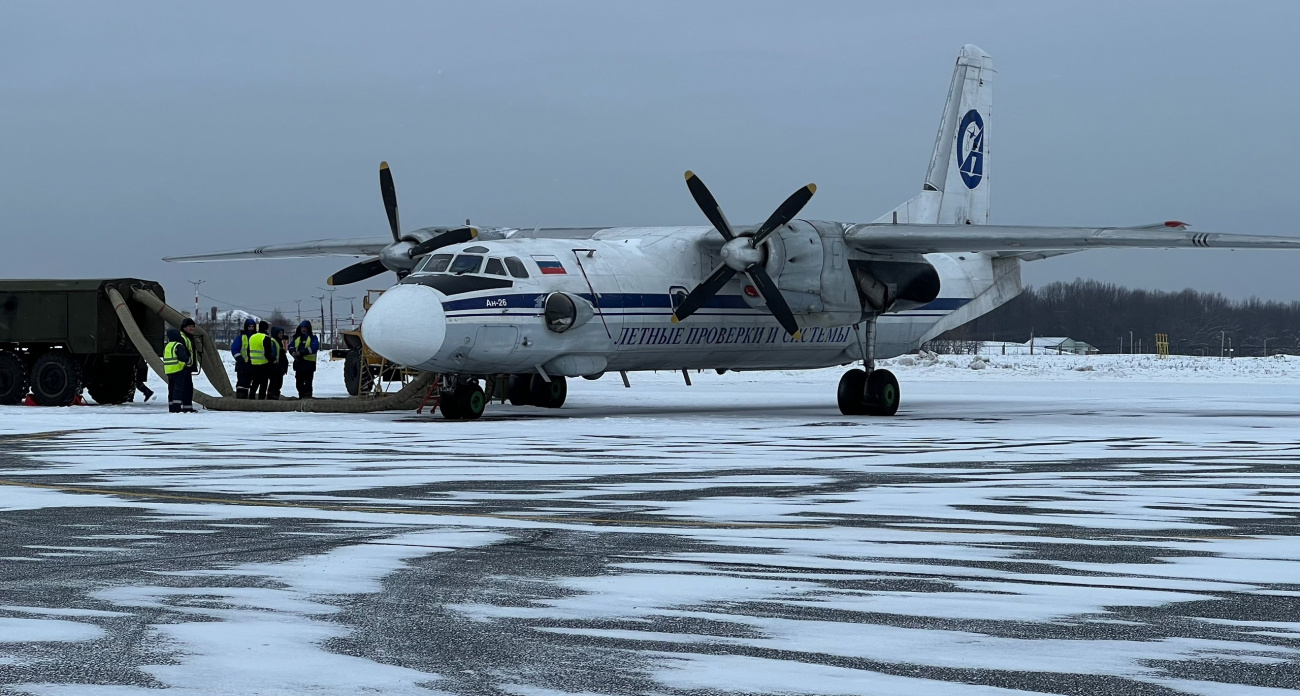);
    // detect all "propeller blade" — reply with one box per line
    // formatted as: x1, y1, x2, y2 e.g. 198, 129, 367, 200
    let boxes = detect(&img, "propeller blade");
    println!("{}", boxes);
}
328, 258, 388, 286
685, 171, 735, 241
379, 161, 401, 242
752, 183, 817, 245
671, 264, 737, 323
746, 265, 801, 337
408, 226, 478, 258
